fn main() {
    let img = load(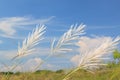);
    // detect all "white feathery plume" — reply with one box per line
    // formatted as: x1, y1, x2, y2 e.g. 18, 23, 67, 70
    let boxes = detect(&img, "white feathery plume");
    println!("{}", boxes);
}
51, 24, 85, 54
77, 36, 120, 71
63, 36, 120, 80
12, 24, 46, 60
